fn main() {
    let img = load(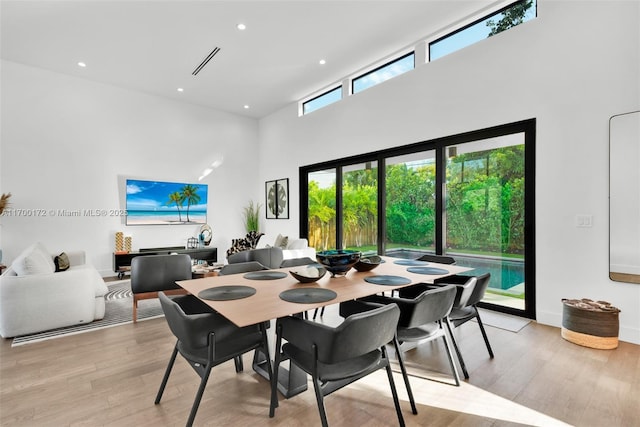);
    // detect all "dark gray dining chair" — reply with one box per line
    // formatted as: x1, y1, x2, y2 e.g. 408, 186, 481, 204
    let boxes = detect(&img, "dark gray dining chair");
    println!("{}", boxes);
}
356, 285, 462, 388
130, 254, 192, 322
416, 253, 457, 265
217, 260, 268, 276
433, 272, 494, 379
155, 292, 272, 427
269, 302, 406, 427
